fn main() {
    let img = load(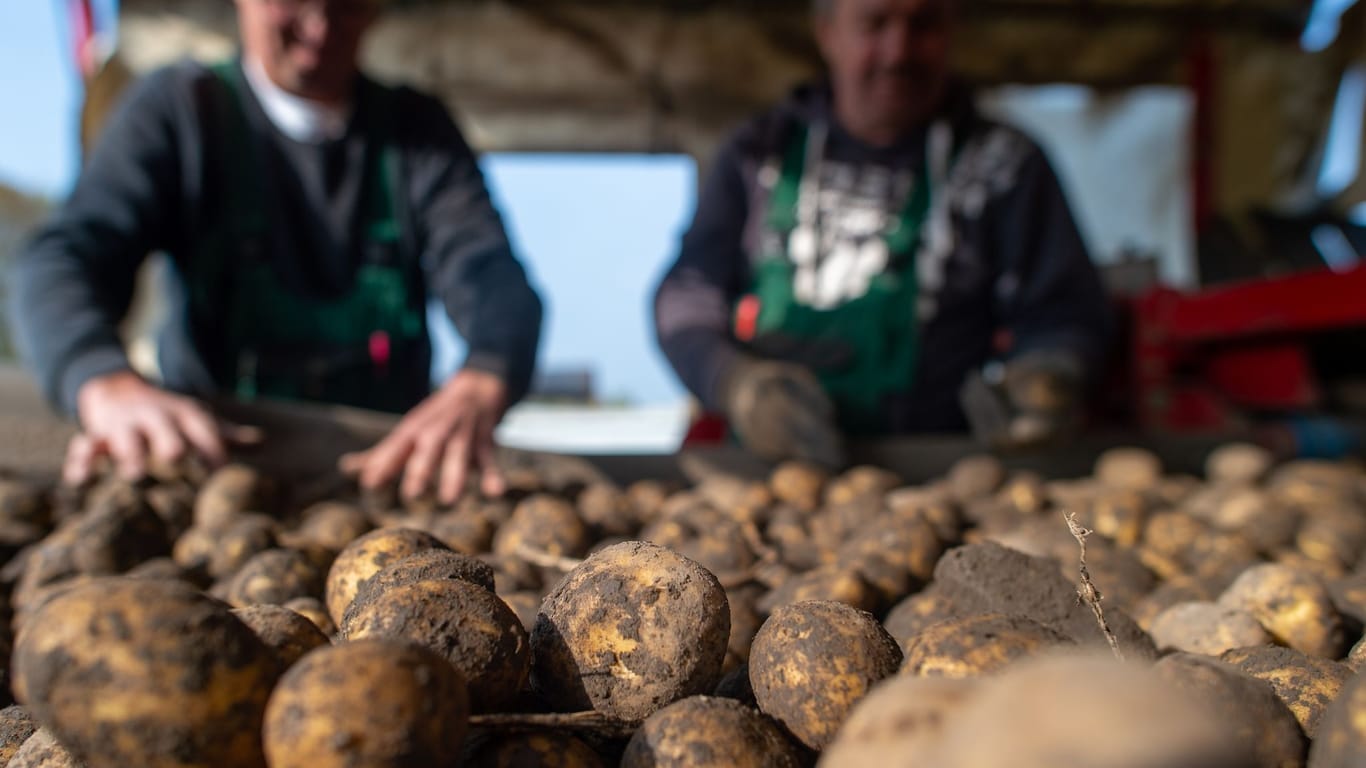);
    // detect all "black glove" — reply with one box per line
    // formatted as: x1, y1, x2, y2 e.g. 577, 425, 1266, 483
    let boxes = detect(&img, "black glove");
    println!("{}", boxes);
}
960, 349, 1083, 450
720, 355, 846, 469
